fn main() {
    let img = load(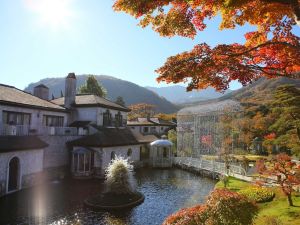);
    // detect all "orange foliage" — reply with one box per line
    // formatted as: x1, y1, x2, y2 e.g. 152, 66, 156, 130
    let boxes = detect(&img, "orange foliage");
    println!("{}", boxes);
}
113, 0, 300, 91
